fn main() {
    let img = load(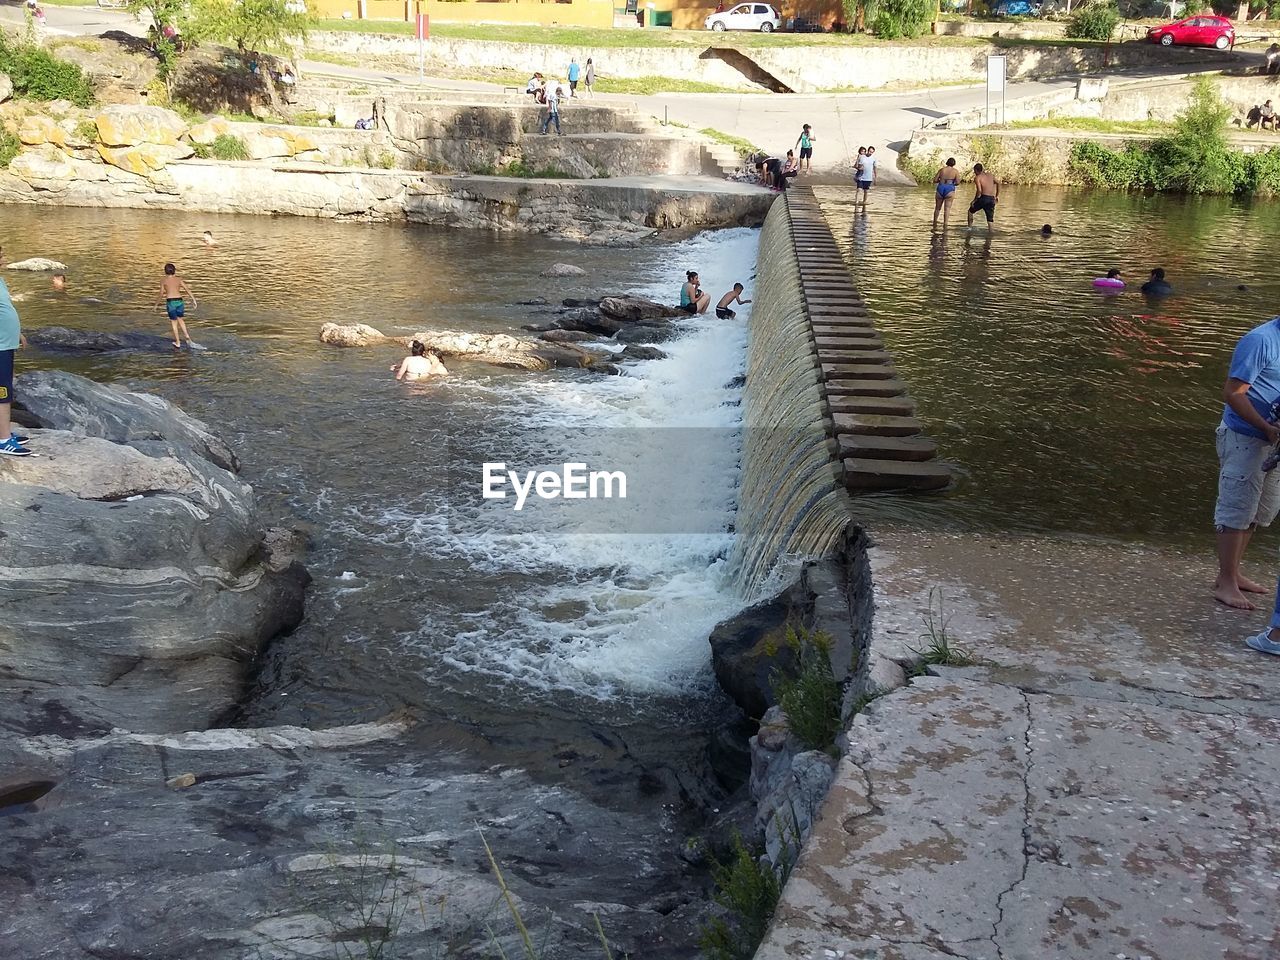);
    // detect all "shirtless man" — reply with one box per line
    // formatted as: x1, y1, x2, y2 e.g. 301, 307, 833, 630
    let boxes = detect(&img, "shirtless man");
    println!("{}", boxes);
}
715, 283, 751, 320
157, 262, 198, 349
967, 163, 999, 230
